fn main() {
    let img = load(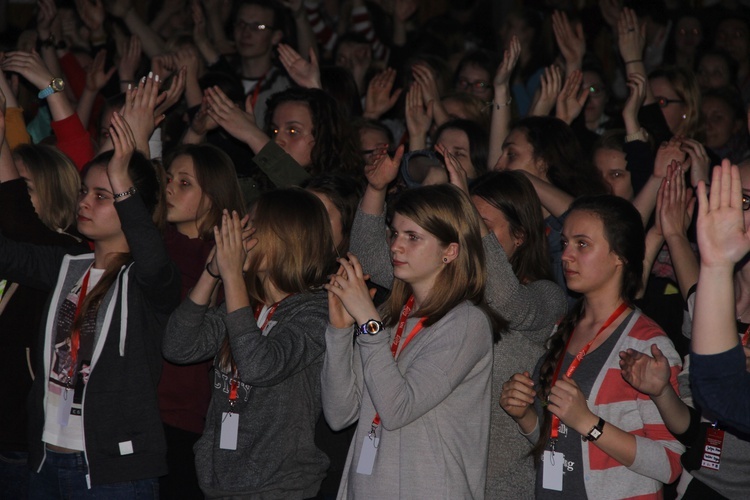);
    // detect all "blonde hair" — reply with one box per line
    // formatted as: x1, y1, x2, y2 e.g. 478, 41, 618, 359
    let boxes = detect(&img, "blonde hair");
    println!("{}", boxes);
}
13, 144, 80, 231
650, 66, 702, 138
